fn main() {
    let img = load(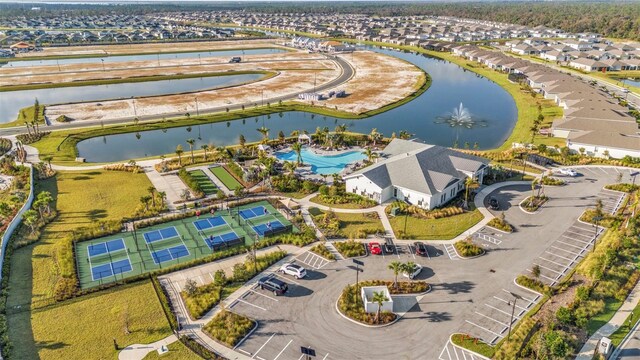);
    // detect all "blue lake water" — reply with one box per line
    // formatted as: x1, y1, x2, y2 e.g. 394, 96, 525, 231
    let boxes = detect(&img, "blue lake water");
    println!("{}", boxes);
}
274, 148, 367, 175
75, 46, 518, 162
0, 73, 264, 123
0, 48, 286, 68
